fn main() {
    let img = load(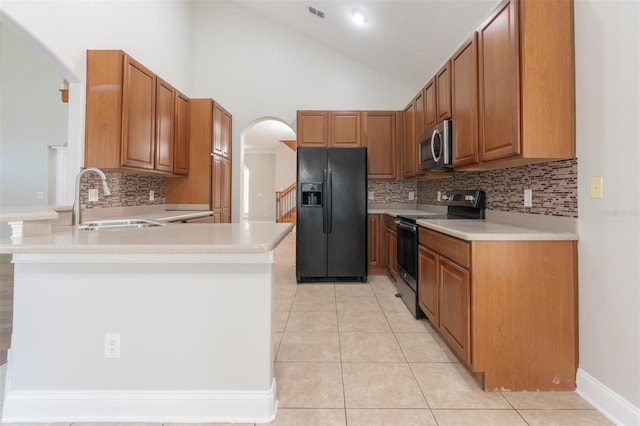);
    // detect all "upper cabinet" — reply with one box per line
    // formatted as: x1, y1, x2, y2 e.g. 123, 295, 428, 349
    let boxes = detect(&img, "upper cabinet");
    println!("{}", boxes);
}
173, 92, 190, 175
424, 79, 437, 130
298, 110, 397, 179
436, 62, 452, 122
363, 111, 396, 179
402, 102, 416, 179
297, 111, 362, 148
85, 50, 190, 175
475, 0, 575, 167
213, 103, 232, 159
451, 34, 480, 168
